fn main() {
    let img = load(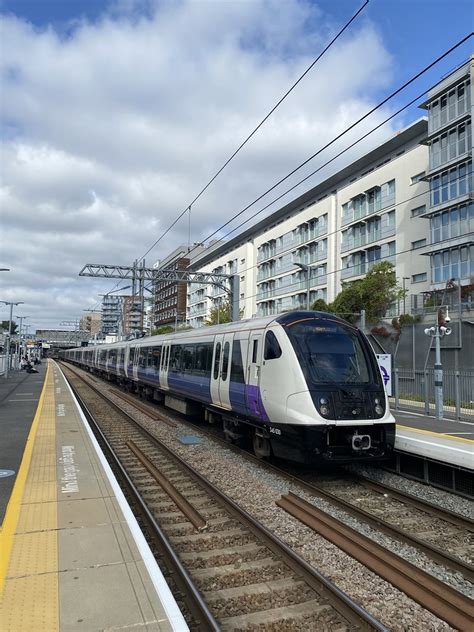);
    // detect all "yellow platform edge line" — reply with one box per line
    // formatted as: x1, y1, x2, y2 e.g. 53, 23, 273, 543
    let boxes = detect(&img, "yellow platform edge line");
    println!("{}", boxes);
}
397, 423, 474, 444
0, 362, 51, 596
